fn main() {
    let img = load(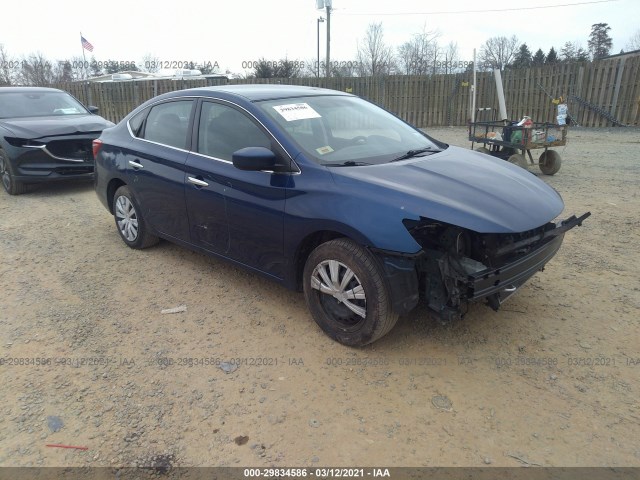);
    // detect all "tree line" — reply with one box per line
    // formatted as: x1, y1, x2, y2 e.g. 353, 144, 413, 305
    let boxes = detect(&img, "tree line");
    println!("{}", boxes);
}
0, 49, 218, 87
249, 22, 634, 79
1, 23, 638, 86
